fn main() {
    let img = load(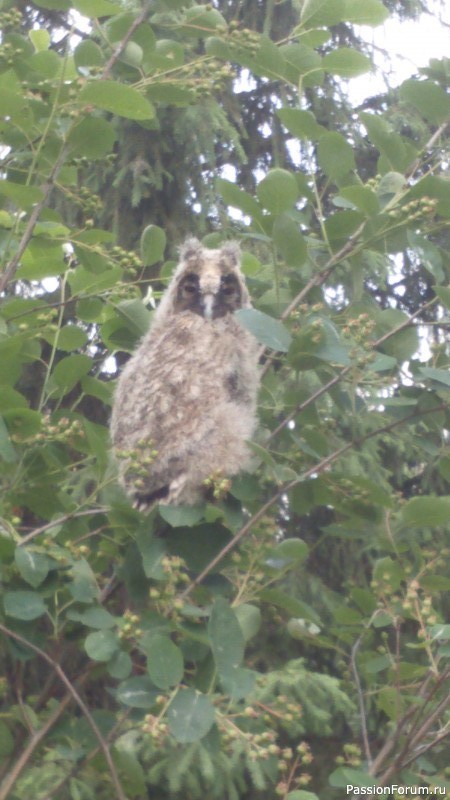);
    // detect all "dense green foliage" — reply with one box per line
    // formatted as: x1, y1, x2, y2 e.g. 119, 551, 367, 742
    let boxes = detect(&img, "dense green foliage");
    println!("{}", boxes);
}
0, 1, 449, 798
